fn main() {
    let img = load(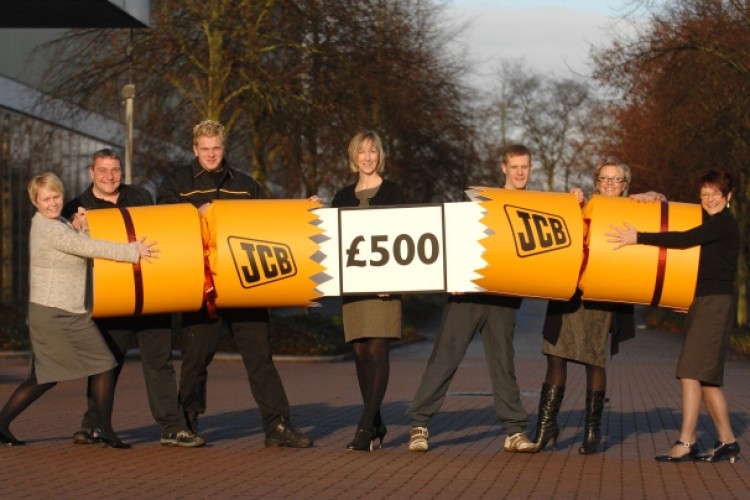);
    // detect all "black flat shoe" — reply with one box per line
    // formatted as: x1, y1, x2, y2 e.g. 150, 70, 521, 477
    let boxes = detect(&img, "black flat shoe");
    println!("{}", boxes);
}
91, 428, 132, 449
655, 440, 699, 462
697, 441, 740, 463
0, 430, 26, 446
